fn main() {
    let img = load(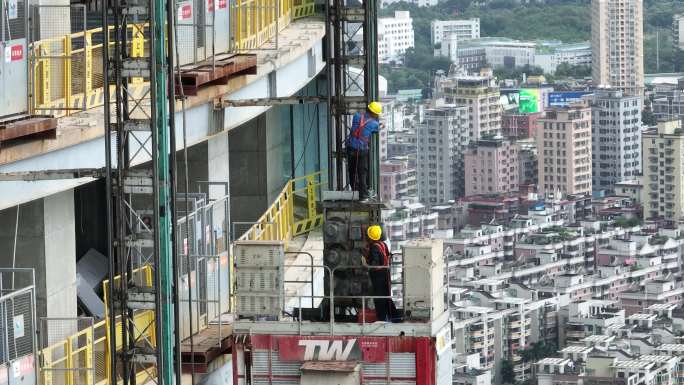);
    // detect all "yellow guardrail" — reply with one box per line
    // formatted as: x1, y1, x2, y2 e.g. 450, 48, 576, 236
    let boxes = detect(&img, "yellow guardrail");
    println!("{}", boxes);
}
31, 0, 316, 118
38, 172, 324, 384
238, 171, 325, 247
